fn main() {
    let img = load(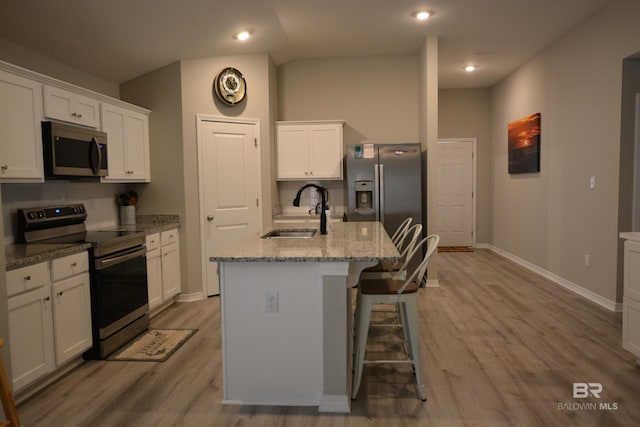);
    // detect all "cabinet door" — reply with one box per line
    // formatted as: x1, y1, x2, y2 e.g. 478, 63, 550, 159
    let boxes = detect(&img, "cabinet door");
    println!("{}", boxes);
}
101, 103, 150, 182
43, 86, 99, 128
8, 287, 55, 391
161, 242, 181, 300
100, 103, 127, 180
624, 240, 640, 301
276, 126, 310, 179
0, 71, 44, 181
51, 273, 92, 365
309, 124, 343, 179
124, 111, 150, 180
146, 248, 163, 311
